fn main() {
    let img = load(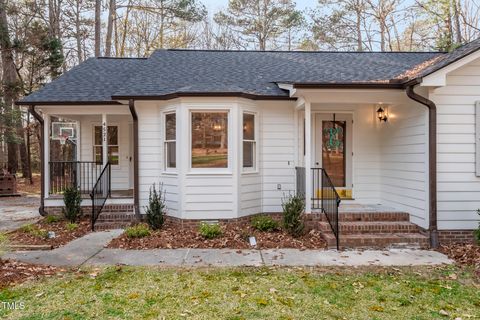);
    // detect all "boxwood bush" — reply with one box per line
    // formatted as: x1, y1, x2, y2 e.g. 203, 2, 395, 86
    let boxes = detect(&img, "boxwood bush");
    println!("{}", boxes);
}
199, 222, 222, 239
125, 224, 151, 238
282, 193, 305, 237
251, 215, 279, 232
